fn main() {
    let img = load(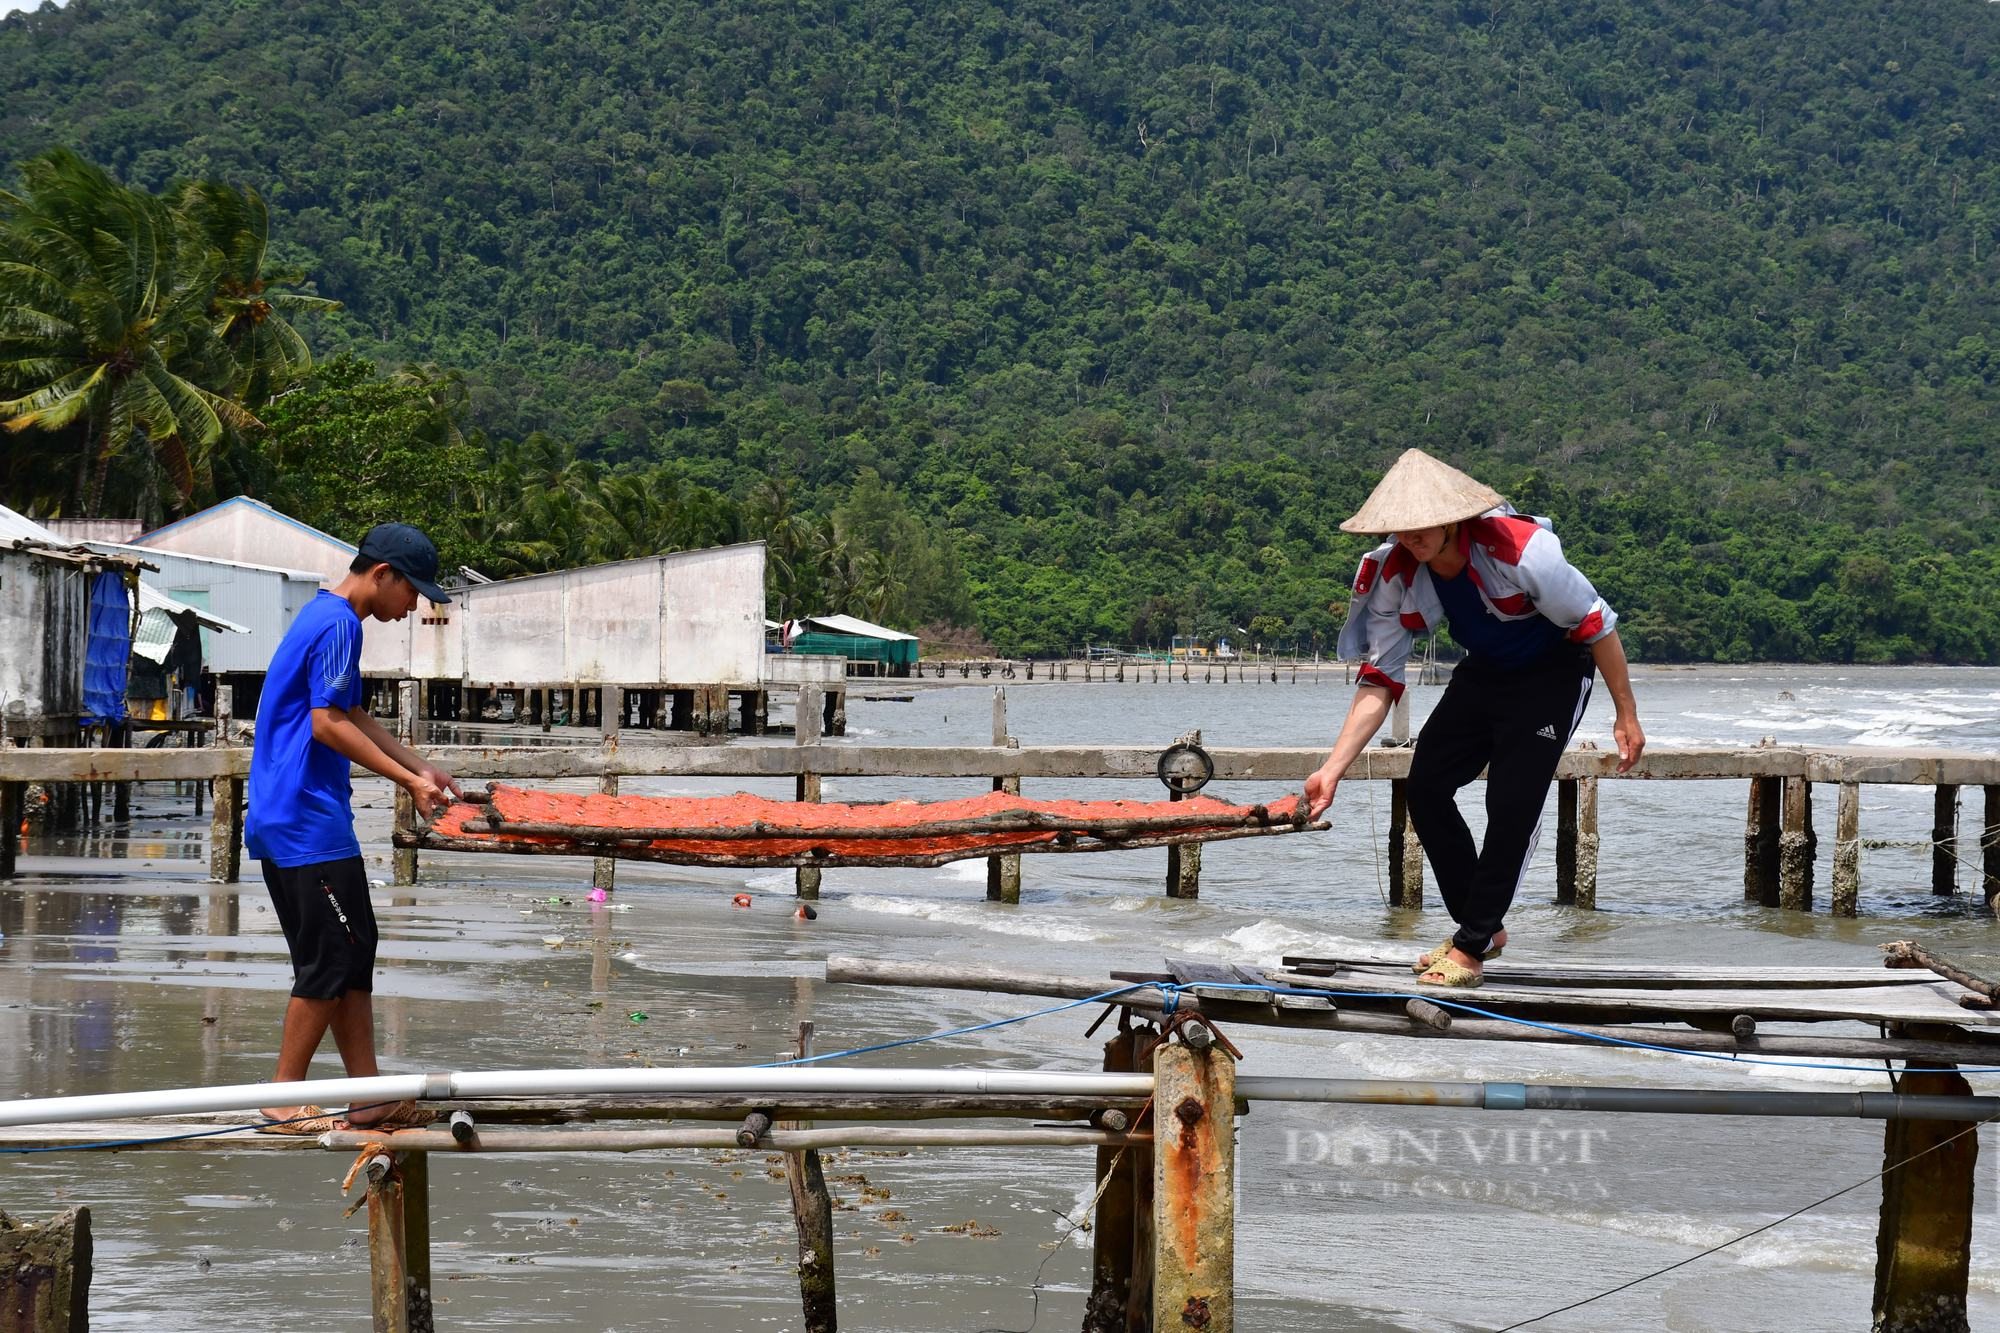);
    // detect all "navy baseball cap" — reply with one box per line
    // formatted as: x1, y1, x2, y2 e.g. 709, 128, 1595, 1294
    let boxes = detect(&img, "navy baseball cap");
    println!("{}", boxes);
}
356, 523, 451, 604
